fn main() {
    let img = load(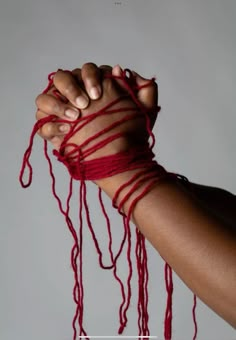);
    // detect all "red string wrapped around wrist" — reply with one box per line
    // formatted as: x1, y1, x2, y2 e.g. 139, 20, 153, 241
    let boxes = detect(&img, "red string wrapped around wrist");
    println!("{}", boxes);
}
19, 69, 197, 340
